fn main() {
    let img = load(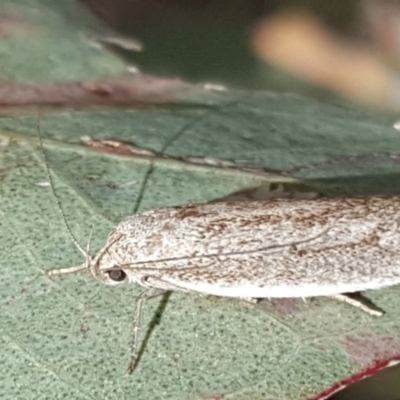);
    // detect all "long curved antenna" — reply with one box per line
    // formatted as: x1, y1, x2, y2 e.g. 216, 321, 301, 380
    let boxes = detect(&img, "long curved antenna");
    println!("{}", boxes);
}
36, 113, 89, 260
